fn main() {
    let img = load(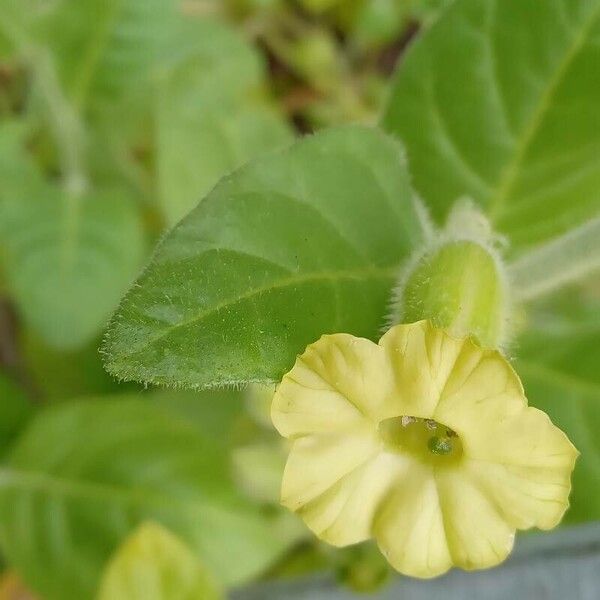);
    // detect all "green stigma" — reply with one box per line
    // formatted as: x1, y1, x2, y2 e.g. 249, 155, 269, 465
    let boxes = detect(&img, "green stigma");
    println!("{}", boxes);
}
427, 435, 453, 455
